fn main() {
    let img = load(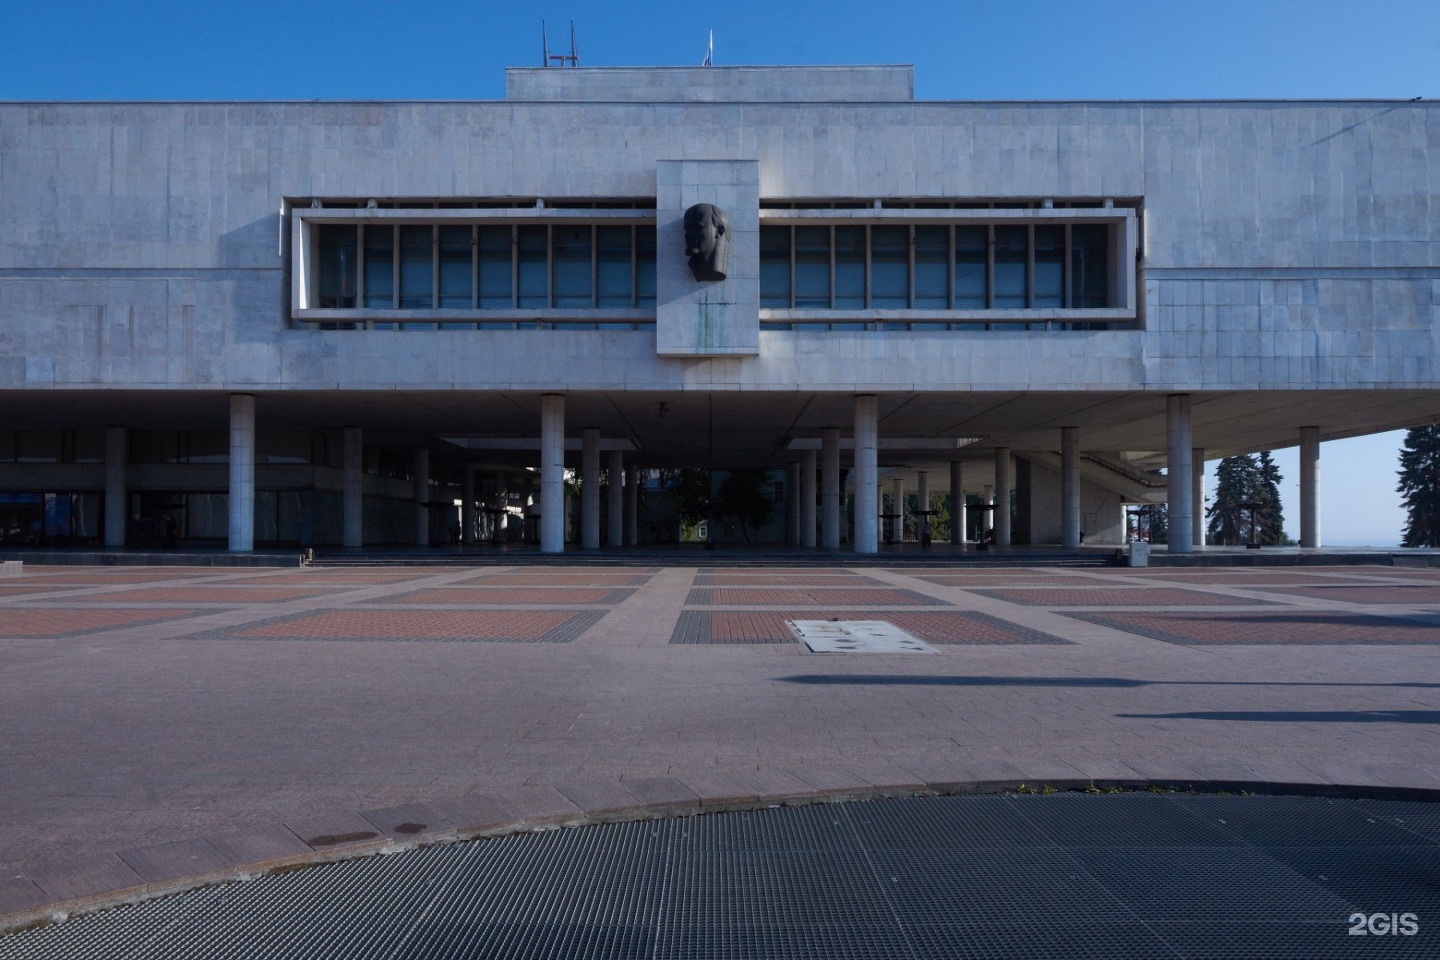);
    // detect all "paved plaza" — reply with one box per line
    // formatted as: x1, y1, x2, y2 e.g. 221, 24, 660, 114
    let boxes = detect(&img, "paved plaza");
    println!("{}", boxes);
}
2, 560, 1439, 931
